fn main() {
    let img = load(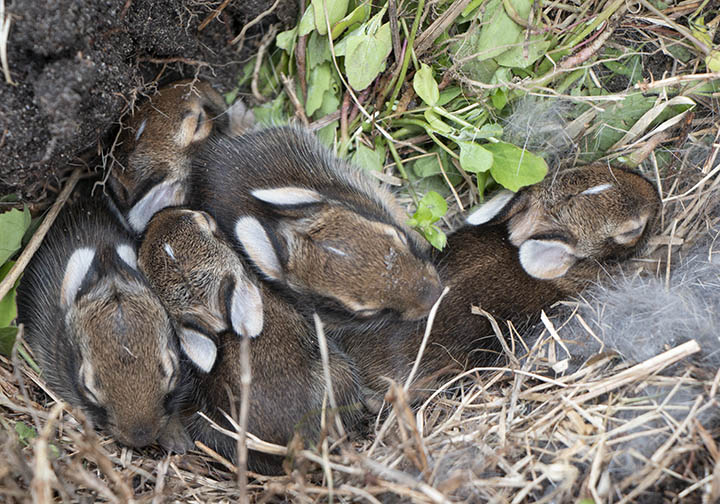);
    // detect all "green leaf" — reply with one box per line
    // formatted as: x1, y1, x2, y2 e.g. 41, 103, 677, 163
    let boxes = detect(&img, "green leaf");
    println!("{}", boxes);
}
344, 17, 392, 91
0, 326, 17, 357
485, 142, 547, 192
425, 225, 447, 250
312, 0, 349, 35
14, 421, 37, 446
459, 142, 493, 173
459, 123, 503, 141
706, 51, 720, 73
491, 88, 507, 110
413, 63, 439, 106
412, 148, 449, 177
276, 27, 297, 52
353, 143, 386, 172
0, 261, 18, 327
437, 86, 462, 106
423, 109, 452, 134
306, 63, 332, 116
298, 4, 316, 36
409, 191, 448, 250
306, 31, 331, 69
315, 120, 338, 147
0, 207, 30, 265
473, 0, 527, 61
331, 2, 371, 39
253, 94, 289, 126
422, 191, 448, 220
495, 34, 551, 68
